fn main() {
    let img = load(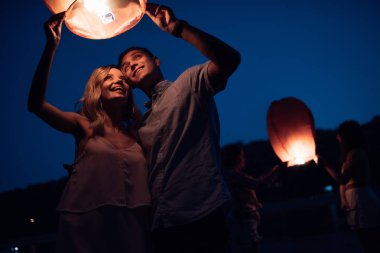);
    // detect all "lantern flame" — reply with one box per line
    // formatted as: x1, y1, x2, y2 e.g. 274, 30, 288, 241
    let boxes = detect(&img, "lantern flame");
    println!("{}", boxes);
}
83, 0, 115, 24
294, 157, 305, 165
287, 140, 314, 166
